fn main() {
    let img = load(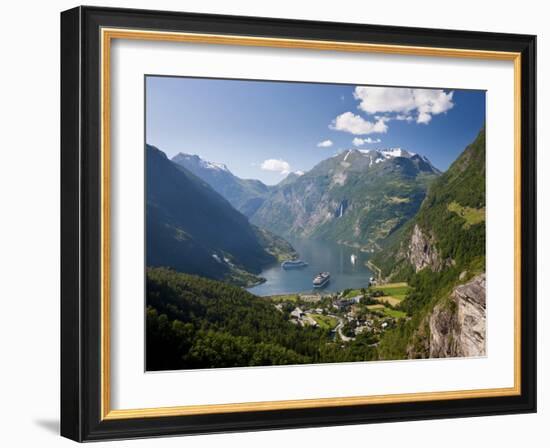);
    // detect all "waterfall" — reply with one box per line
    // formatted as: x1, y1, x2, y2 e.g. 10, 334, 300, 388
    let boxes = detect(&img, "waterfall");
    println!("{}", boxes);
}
336, 199, 348, 218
